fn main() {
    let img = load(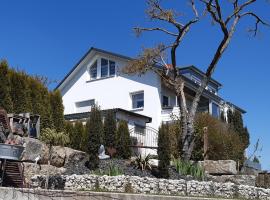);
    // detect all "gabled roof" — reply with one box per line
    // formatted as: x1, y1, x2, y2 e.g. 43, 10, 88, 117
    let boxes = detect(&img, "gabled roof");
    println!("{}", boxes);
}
55, 47, 132, 90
